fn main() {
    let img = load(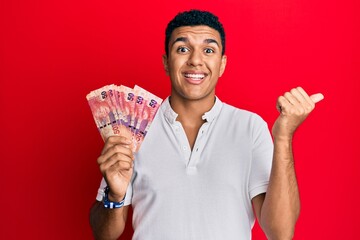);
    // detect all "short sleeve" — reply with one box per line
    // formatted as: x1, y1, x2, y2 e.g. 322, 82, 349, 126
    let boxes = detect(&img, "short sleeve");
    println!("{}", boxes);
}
95, 177, 133, 206
248, 118, 273, 200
